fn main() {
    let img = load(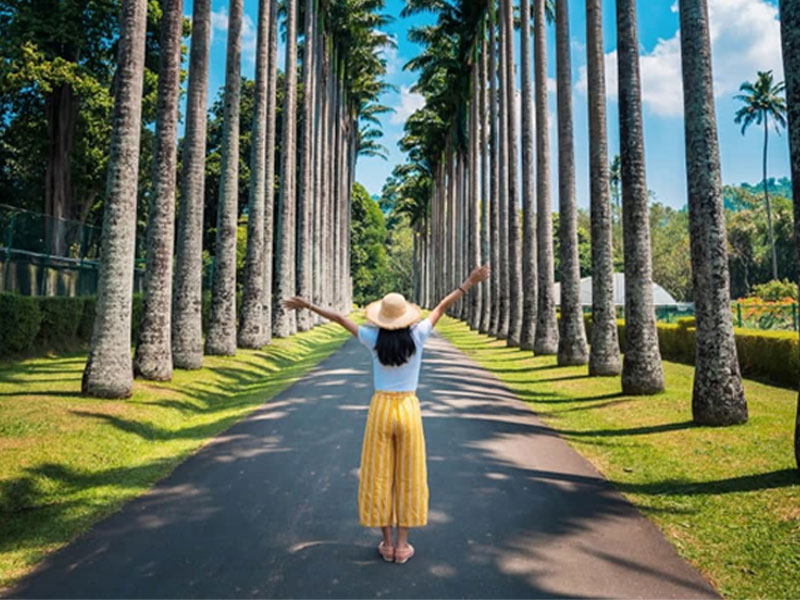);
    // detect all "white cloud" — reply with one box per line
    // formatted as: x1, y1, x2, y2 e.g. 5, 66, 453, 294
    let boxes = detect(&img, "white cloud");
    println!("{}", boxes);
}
575, 0, 783, 117
210, 6, 258, 65
390, 85, 425, 124
379, 36, 402, 77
